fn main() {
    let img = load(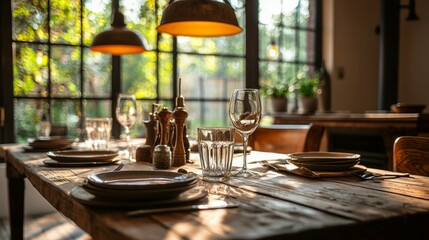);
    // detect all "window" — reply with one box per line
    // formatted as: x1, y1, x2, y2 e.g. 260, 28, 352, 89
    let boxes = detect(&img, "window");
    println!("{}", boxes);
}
259, 0, 319, 112
3, 0, 320, 143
